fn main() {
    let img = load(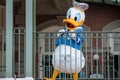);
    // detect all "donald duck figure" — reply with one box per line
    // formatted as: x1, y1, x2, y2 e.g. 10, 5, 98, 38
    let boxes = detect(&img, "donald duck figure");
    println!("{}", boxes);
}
44, 0, 89, 80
